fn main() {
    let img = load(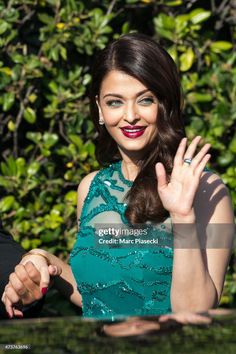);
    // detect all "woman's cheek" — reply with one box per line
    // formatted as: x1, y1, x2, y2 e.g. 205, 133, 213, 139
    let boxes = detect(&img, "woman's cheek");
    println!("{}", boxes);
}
103, 111, 123, 126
